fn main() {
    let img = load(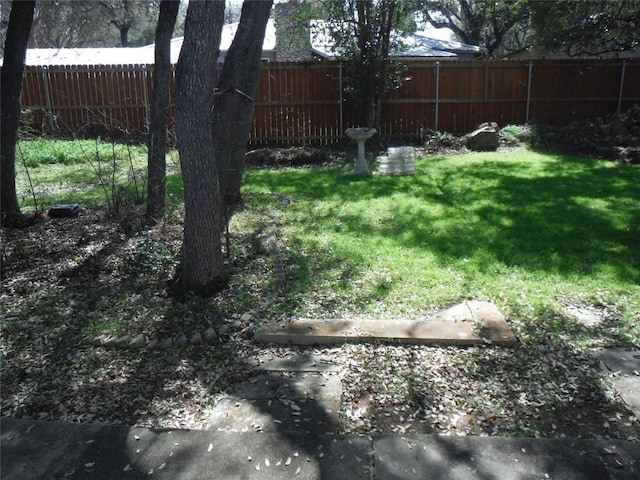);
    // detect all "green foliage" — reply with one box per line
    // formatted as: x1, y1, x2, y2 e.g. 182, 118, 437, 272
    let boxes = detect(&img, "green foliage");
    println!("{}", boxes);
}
305, 0, 419, 127
529, 0, 640, 56
120, 232, 179, 276
420, 0, 532, 57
